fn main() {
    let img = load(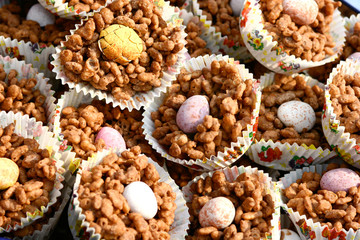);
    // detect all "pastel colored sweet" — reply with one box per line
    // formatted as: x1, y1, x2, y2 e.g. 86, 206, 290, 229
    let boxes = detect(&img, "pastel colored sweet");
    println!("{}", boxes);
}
281, 229, 301, 240
348, 52, 360, 61
230, 0, 245, 16
26, 3, 55, 27
320, 168, 360, 193
95, 127, 126, 151
283, 0, 319, 25
277, 100, 316, 133
199, 197, 235, 229
0, 158, 19, 190
123, 181, 158, 220
176, 95, 210, 133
